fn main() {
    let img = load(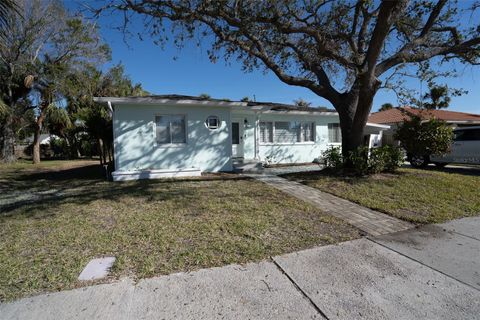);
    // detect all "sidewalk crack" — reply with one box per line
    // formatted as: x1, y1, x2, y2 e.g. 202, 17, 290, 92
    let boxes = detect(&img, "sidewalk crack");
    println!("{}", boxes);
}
272, 258, 330, 320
